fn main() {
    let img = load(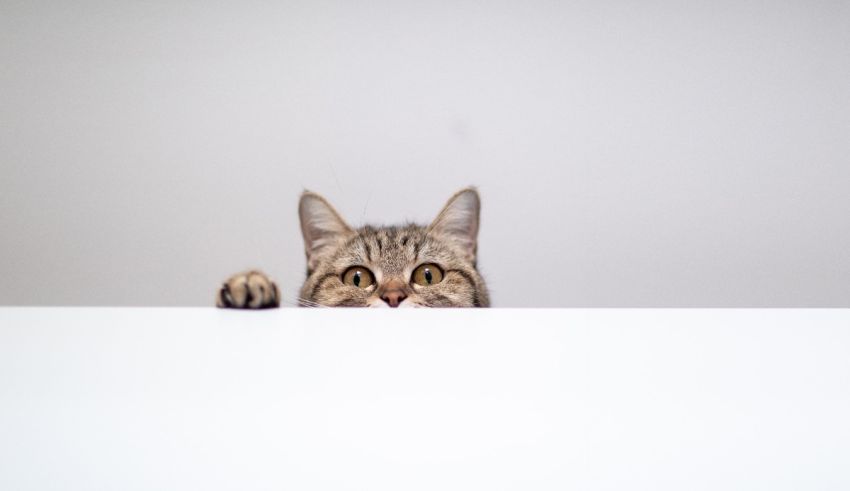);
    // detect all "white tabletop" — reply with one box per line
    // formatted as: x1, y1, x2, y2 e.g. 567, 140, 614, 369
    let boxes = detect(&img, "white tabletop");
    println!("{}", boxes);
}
1, 308, 849, 490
